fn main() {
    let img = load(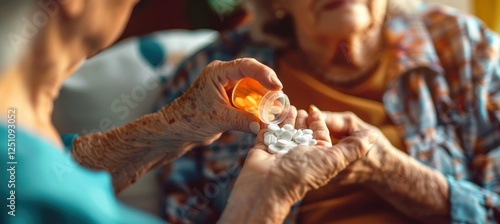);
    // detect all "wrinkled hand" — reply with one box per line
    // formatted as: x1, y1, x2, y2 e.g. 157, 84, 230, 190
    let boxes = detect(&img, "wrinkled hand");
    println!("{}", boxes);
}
235, 106, 378, 207
157, 58, 282, 146
322, 110, 451, 222
322, 110, 396, 185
